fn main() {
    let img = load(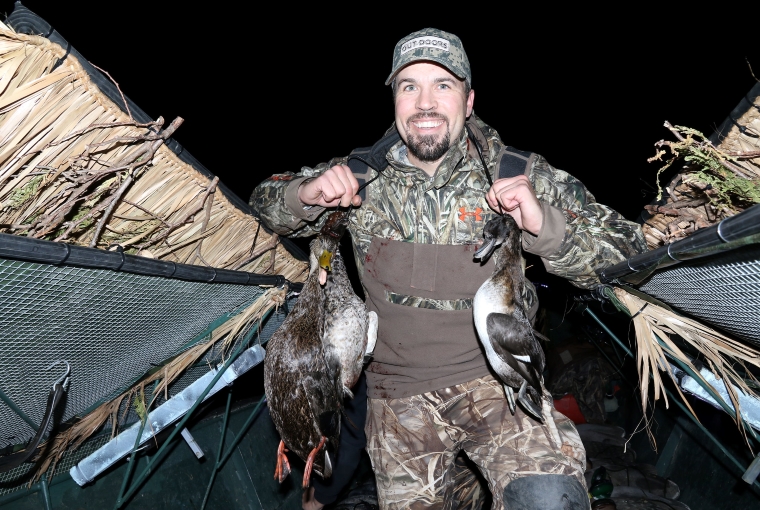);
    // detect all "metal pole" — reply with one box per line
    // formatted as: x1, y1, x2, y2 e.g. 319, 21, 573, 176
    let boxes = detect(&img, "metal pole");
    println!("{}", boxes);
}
216, 396, 267, 468
607, 332, 626, 365
114, 394, 151, 509
115, 309, 271, 508
40, 474, 52, 510
0, 387, 39, 431
583, 331, 634, 388
583, 306, 760, 489
200, 390, 234, 510
657, 338, 759, 443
